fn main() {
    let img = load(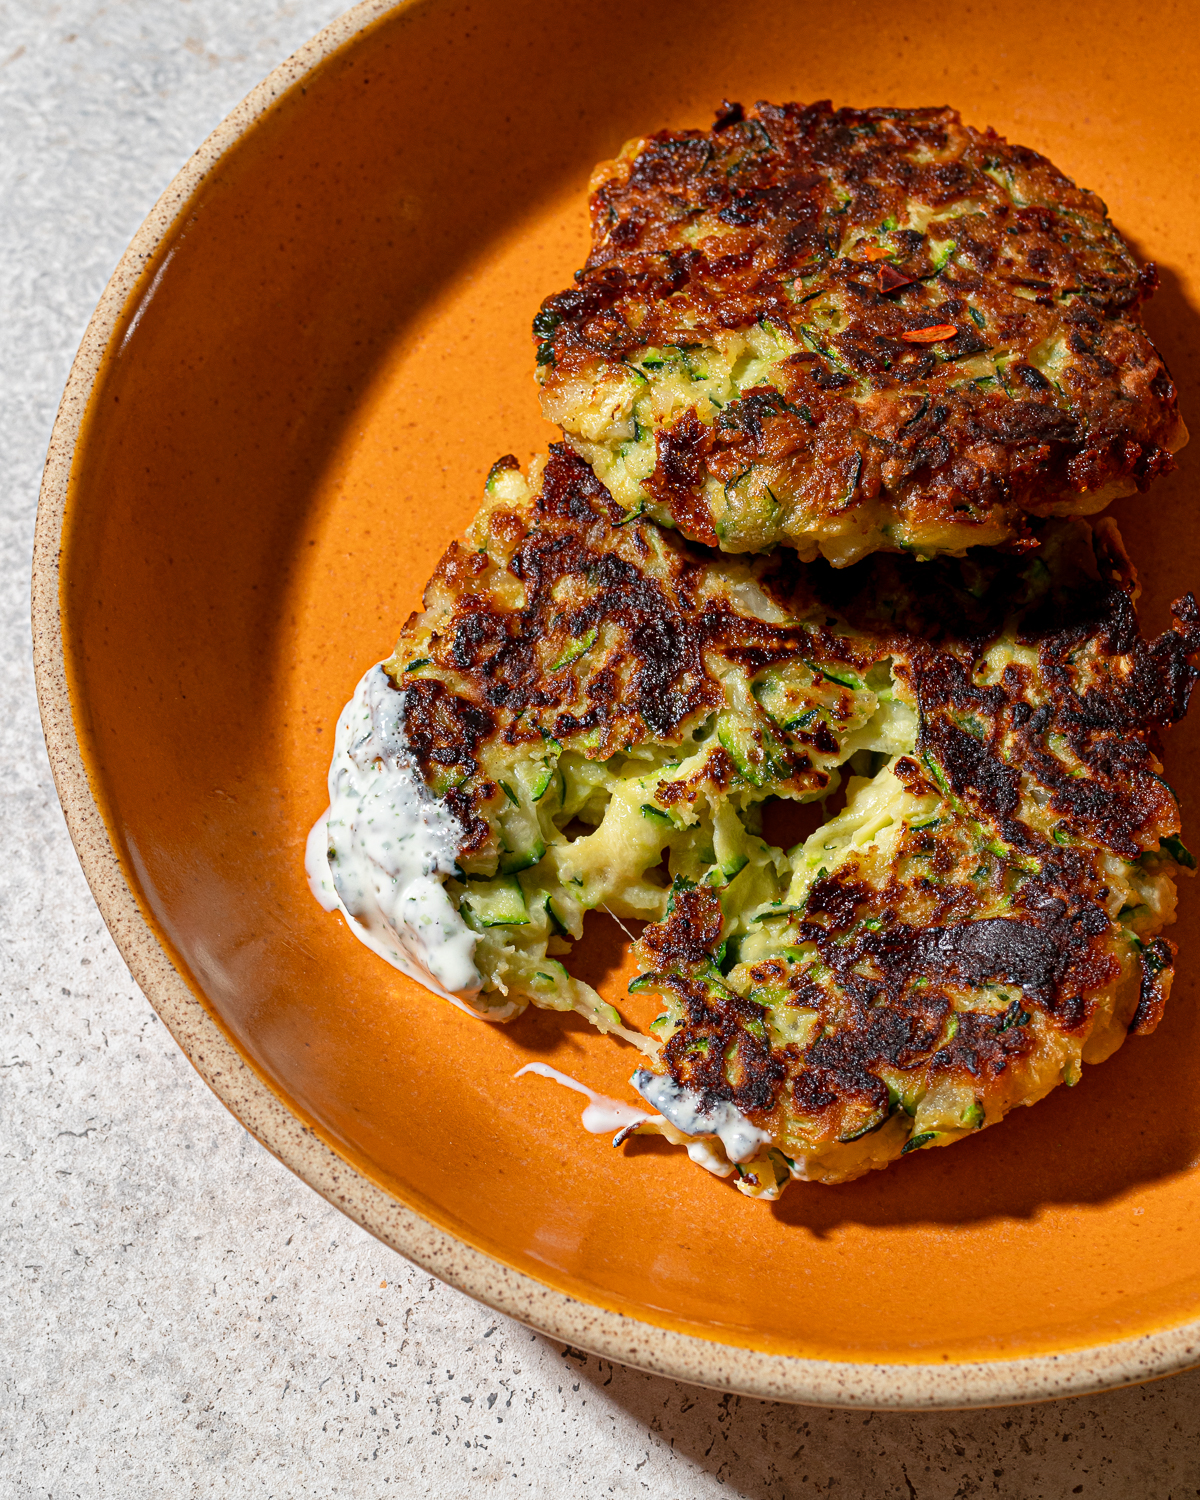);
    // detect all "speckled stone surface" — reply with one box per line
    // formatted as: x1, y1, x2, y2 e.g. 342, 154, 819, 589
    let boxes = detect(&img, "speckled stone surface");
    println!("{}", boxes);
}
6, 2, 1200, 1495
